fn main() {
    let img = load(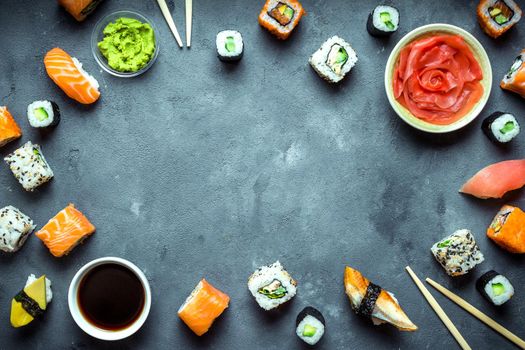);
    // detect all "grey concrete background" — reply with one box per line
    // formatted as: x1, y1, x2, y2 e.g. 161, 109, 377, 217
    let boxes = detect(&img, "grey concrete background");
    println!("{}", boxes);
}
1, 0, 524, 349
